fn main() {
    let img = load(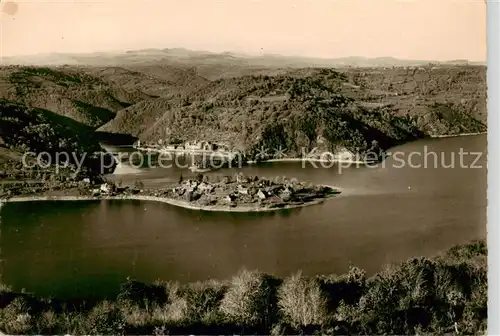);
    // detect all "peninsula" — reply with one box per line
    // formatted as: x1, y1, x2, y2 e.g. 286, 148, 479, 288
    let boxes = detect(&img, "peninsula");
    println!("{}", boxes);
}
0, 173, 341, 212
